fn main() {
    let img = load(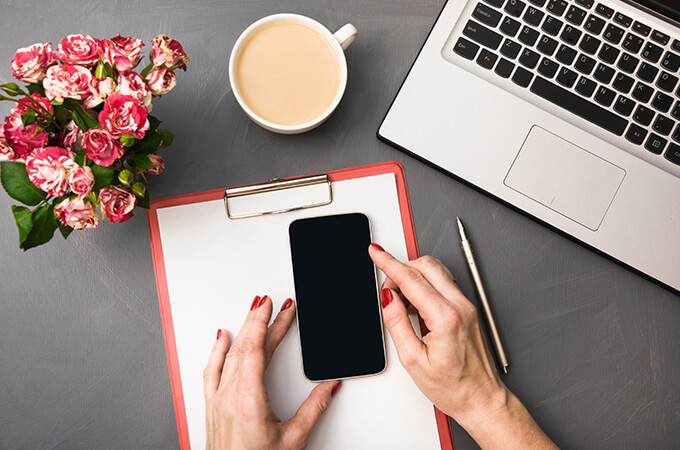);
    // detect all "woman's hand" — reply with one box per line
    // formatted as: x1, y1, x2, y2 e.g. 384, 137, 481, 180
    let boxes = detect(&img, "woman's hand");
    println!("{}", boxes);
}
369, 245, 557, 449
204, 295, 340, 450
